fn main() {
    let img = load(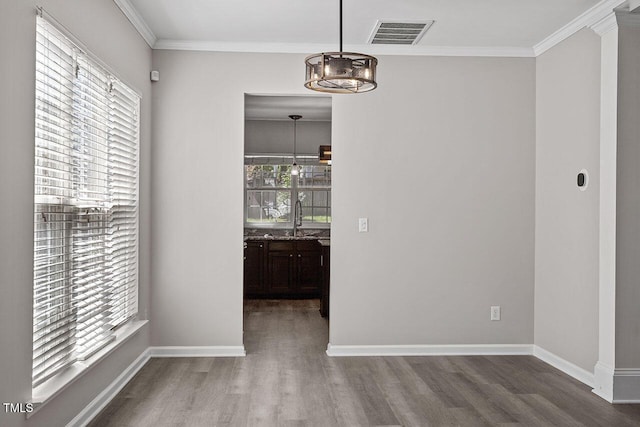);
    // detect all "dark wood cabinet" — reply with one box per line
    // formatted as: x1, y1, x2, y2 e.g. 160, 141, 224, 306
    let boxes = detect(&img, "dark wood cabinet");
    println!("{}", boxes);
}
244, 241, 265, 294
320, 244, 330, 318
267, 250, 294, 293
291, 240, 322, 295
244, 239, 323, 298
